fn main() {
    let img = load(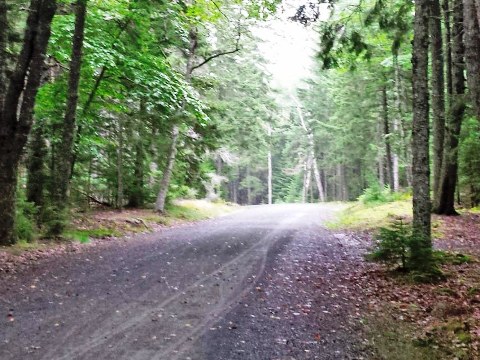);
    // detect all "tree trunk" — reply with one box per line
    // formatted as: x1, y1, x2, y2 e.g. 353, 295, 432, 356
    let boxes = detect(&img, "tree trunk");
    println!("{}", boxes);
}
393, 56, 413, 188
86, 157, 93, 208
267, 149, 273, 204
336, 164, 346, 201
392, 118, 400, 191
377, 120, 385, 187
128, 101, 146, 208
155, 29, 197, 212
431, 0, 446, 202
0, 0, 7, 108
0, 153, 17, 245
312, 159, 325, 201
292, 95, 325, 201
464, 0, 480, 121
324, 168, 329, 201
26, 123, 48, 208
382, 84, 394, 191
266, 123, 273, 204
435, 0, 466, 215
116, 117, 124, 210
246, 165, 252, 205
341, 164, 349, 201
51, 0, 87, 232
129, 141, 145, 207
0, 0, 57, 245
303, 158, 312, 203
411, 0, 432, 266
233, 172, 238, 204
155, 125, 179, 212
70, 20, 130, 180
443, 0, 453, 99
